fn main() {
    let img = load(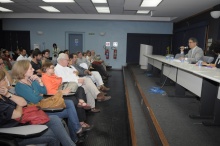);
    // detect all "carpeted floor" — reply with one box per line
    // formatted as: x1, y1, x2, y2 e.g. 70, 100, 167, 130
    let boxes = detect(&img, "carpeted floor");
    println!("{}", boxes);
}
79, 70, 131, 146
129, 64, 220, 146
